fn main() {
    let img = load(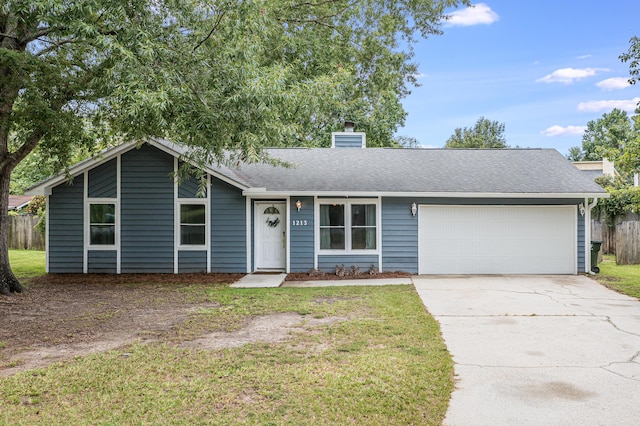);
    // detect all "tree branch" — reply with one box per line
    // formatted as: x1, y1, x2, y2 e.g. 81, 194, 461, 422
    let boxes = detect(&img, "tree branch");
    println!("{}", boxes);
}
193, 10, 226, 52
19, 26, 56, 44
34, 37, 79, 56
7, 129, 44, 170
